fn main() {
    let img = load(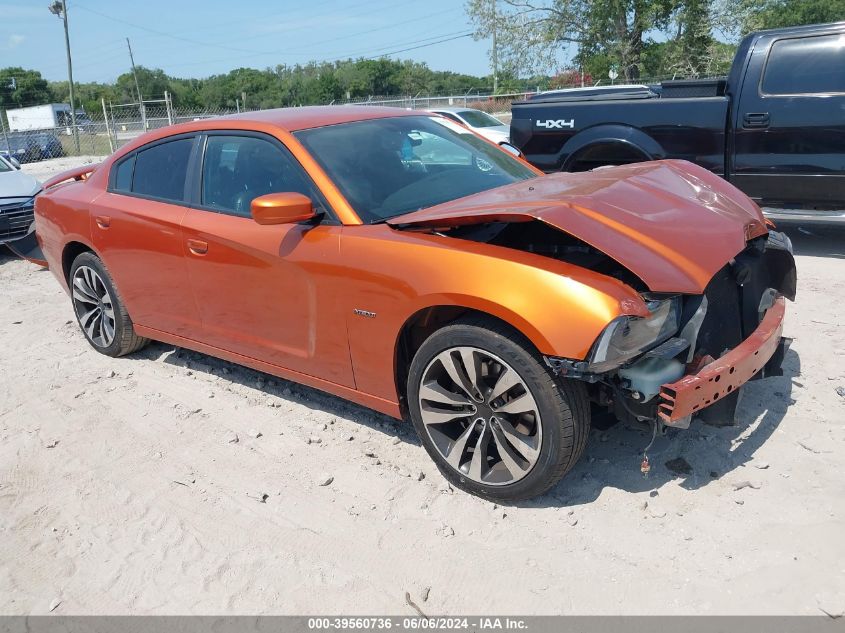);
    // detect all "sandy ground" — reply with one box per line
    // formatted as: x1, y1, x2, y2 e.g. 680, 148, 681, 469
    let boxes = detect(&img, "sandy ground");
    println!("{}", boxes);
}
1, 157, 844, 616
